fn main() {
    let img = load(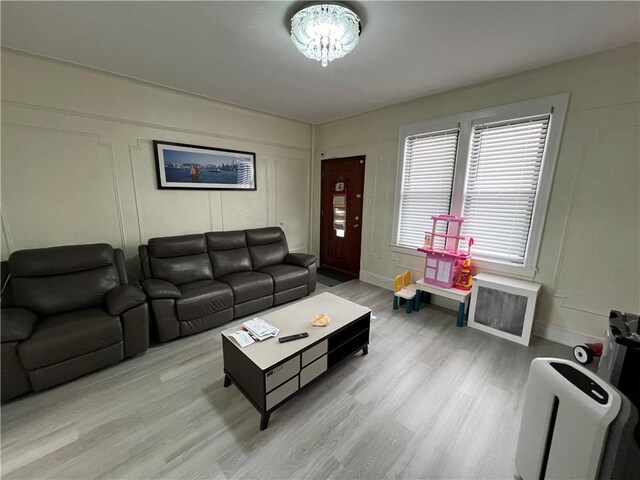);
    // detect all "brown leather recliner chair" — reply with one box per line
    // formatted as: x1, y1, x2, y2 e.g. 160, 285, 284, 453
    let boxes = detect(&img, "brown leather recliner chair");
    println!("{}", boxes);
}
139, 227, 317, 342
1, 244, 149, 402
